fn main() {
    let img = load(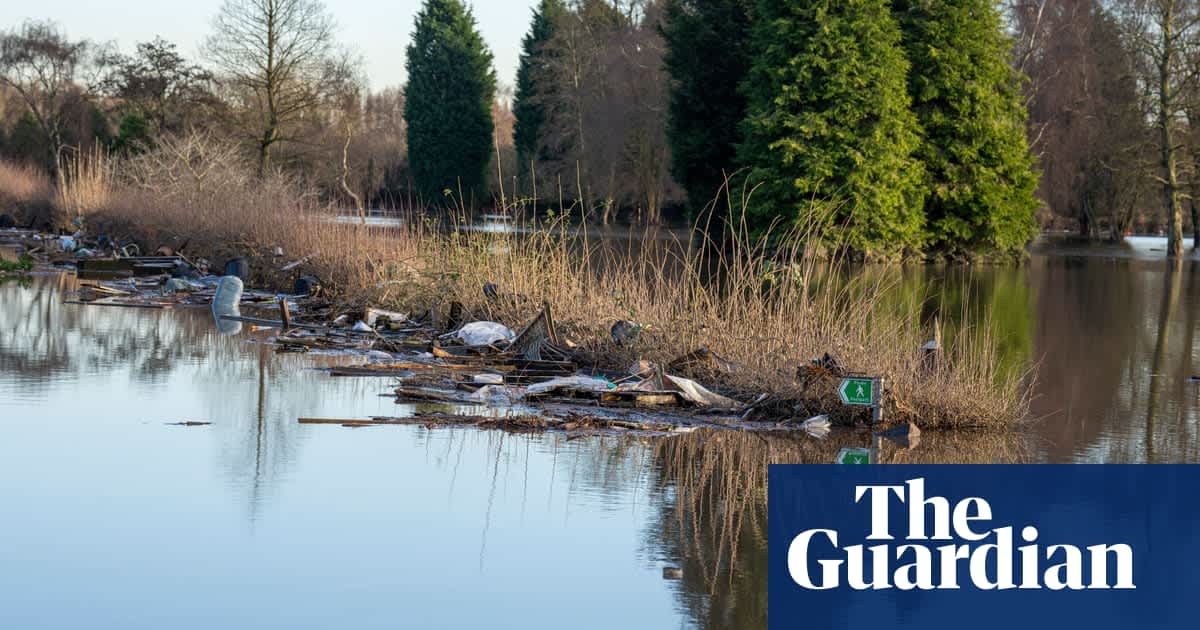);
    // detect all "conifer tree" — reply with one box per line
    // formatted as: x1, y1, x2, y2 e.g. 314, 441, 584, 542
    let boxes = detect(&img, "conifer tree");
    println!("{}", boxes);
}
661, 0, 753, 215
895, 0, 1040, 258
738, 0, 926, 256
513, 0, 566, 195
405, 0, 497, 206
